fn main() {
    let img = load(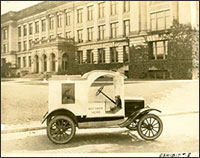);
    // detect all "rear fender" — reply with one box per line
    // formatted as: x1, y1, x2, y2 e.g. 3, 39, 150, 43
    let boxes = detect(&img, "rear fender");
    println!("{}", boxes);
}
41, 109, 78, 126
119, 107, 161, 127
